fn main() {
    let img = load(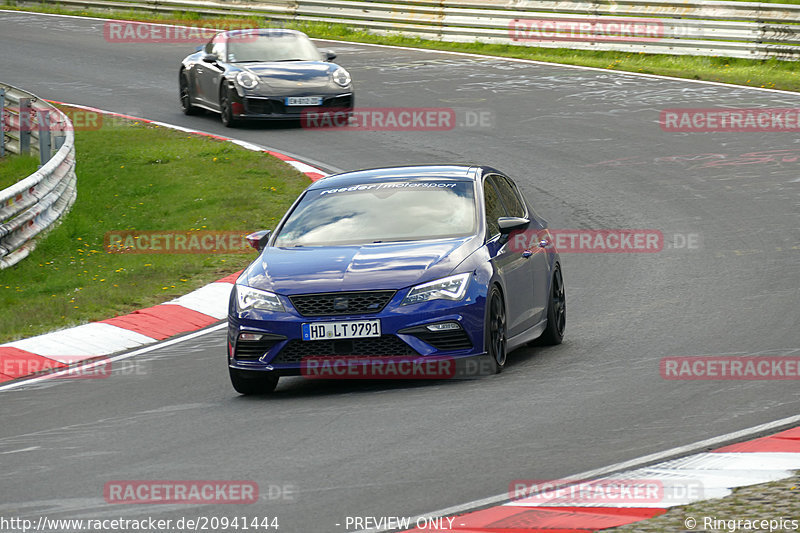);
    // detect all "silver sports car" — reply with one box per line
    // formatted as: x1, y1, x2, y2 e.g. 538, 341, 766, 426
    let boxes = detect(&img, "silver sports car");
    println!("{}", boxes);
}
179, 29, 354, 127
